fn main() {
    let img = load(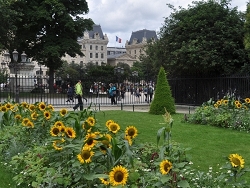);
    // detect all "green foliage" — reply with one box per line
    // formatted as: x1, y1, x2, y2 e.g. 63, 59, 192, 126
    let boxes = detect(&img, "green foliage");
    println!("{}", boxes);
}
187, 94, 250, 131
145, 0, 248, 77
149, 67, 175, 114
